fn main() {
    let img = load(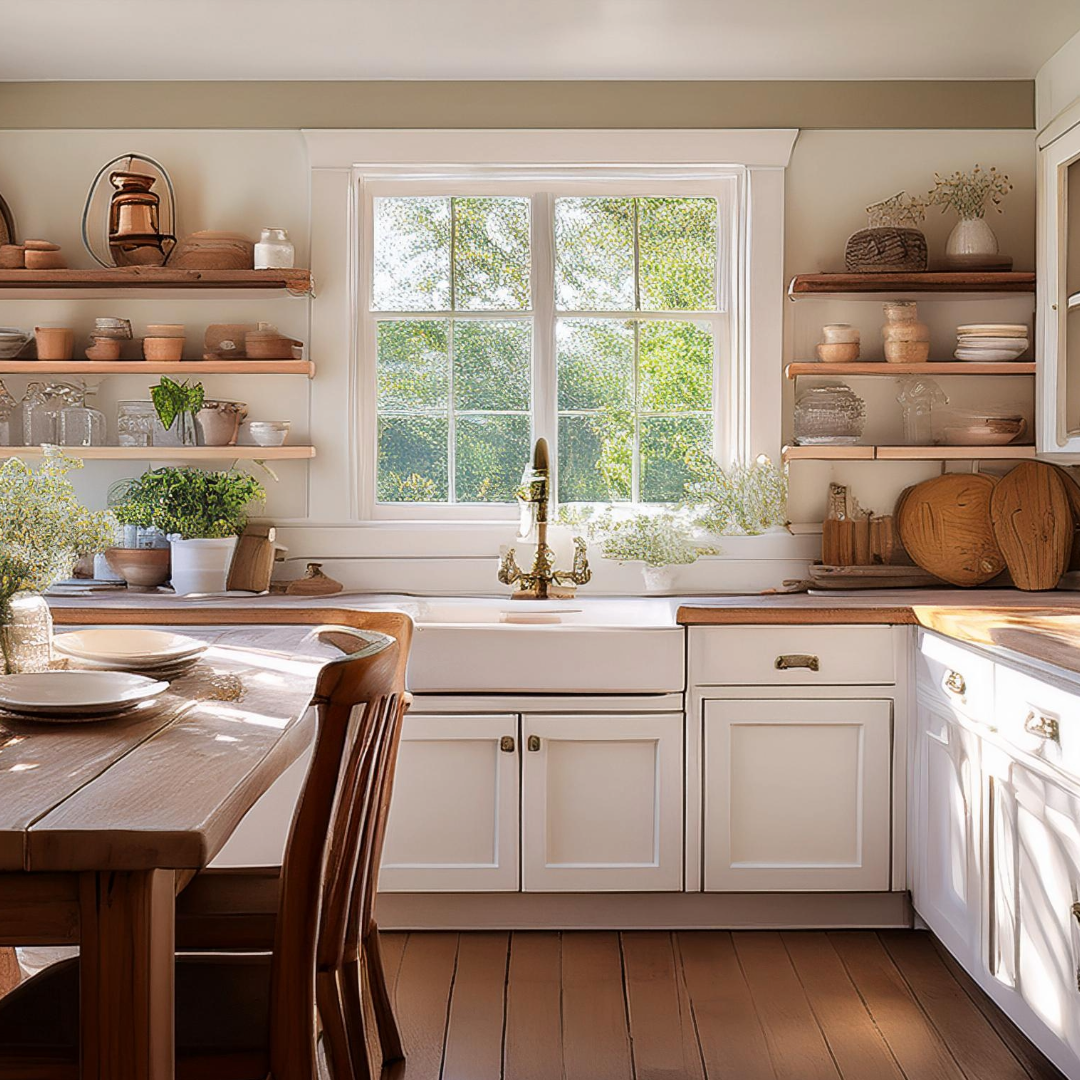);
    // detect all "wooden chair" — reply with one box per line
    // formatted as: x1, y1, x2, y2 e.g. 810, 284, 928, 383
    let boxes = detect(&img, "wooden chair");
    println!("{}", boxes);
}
0, 612, 413, 1080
